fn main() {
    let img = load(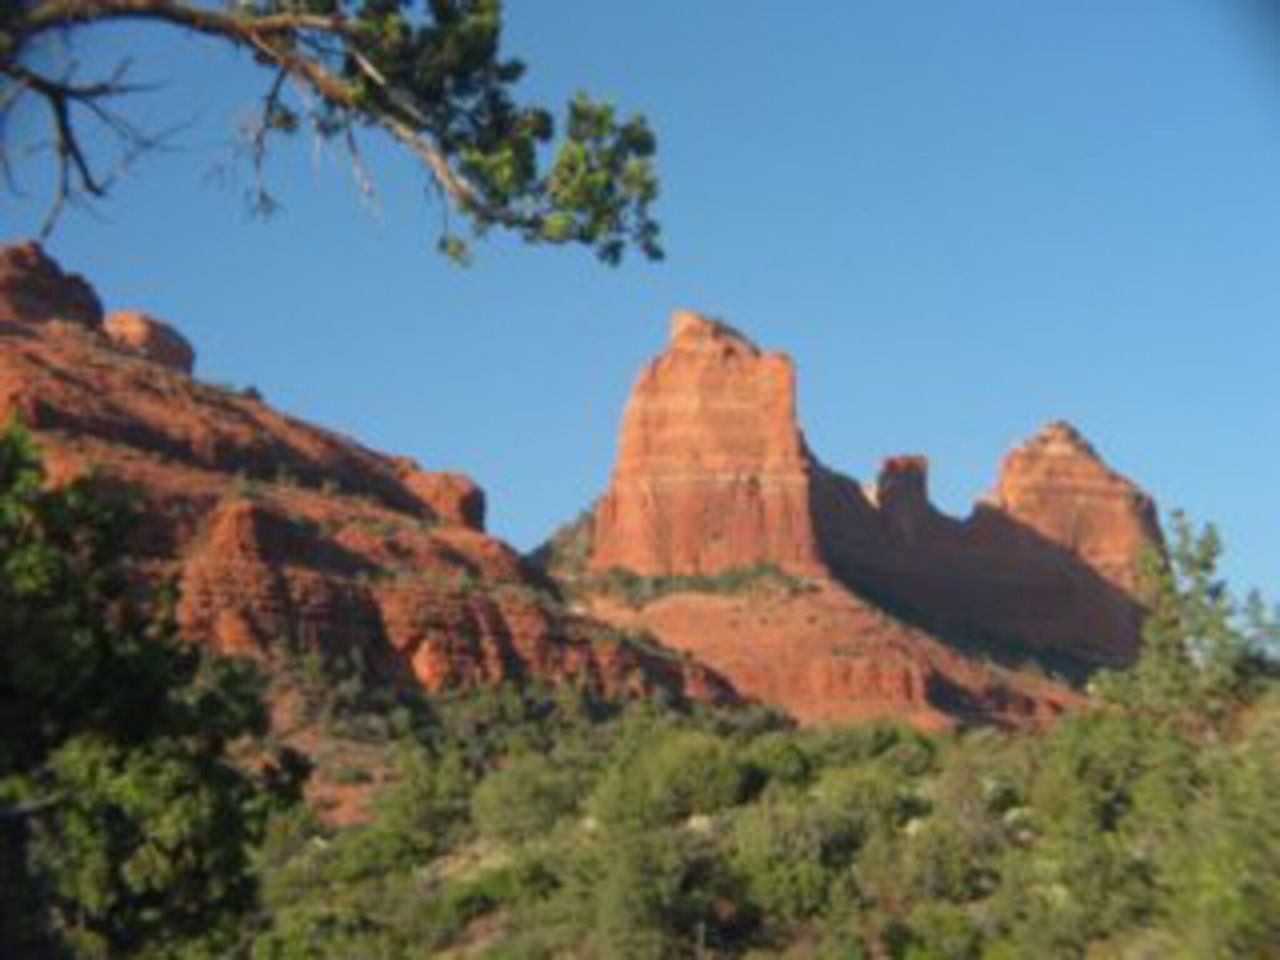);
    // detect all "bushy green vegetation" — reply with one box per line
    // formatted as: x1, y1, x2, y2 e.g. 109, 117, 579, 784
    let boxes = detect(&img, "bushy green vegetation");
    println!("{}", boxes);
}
0, 420, 305, 958
248, 518, 1280, 959
4, 421, 1279, 958
568, 563, 819, 608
